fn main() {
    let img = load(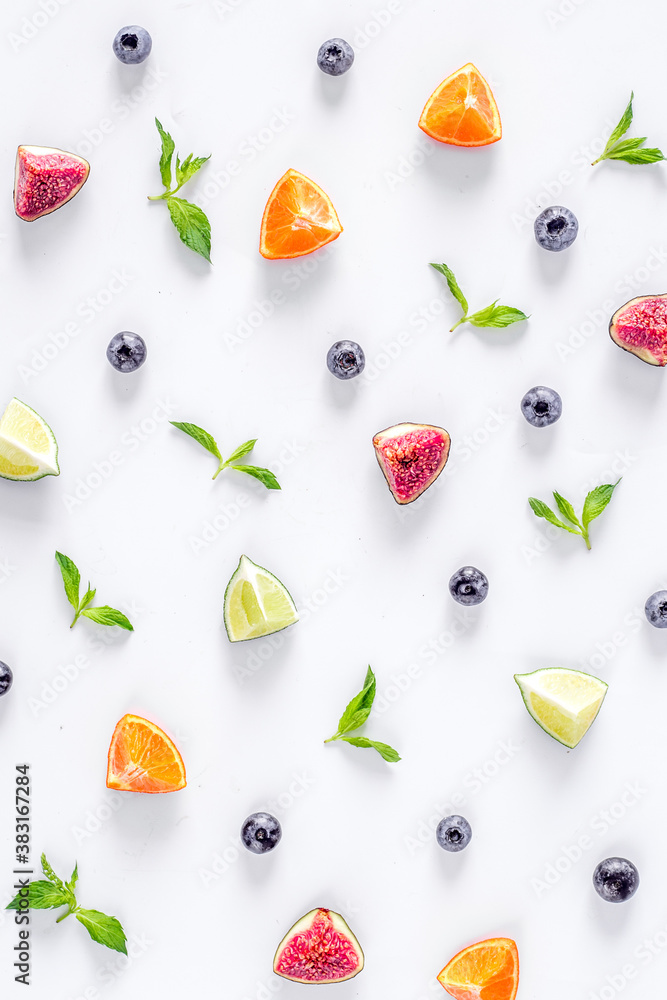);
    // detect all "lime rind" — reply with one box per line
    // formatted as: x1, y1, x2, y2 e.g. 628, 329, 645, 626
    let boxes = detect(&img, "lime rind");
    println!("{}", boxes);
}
0, 397, 59, 481
223, 554, 299, 643
514, 667, 608, 749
